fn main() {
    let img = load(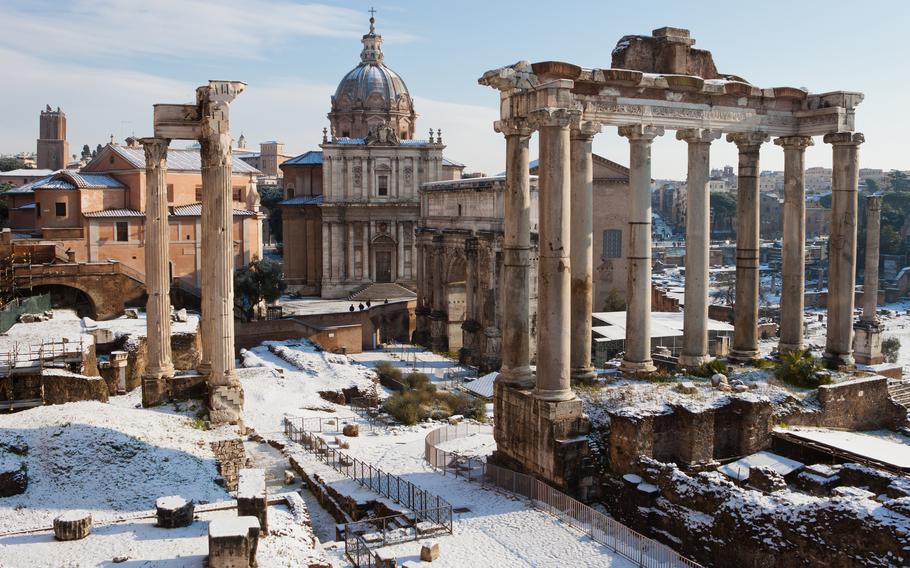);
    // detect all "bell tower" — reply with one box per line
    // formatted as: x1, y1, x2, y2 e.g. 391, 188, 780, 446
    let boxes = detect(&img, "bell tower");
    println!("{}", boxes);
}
37, 105, 68, 171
